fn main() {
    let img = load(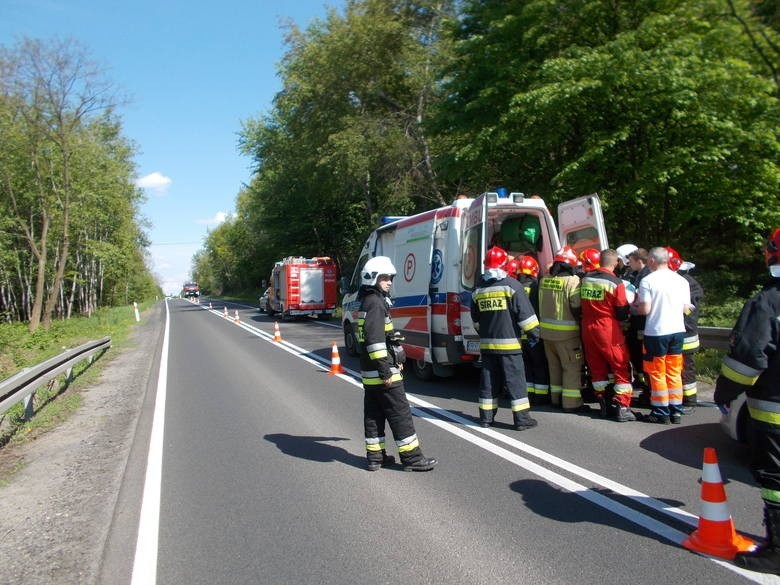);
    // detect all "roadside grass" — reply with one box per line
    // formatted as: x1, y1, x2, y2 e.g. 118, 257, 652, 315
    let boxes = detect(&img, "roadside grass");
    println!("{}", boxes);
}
0, 300, 156, 460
